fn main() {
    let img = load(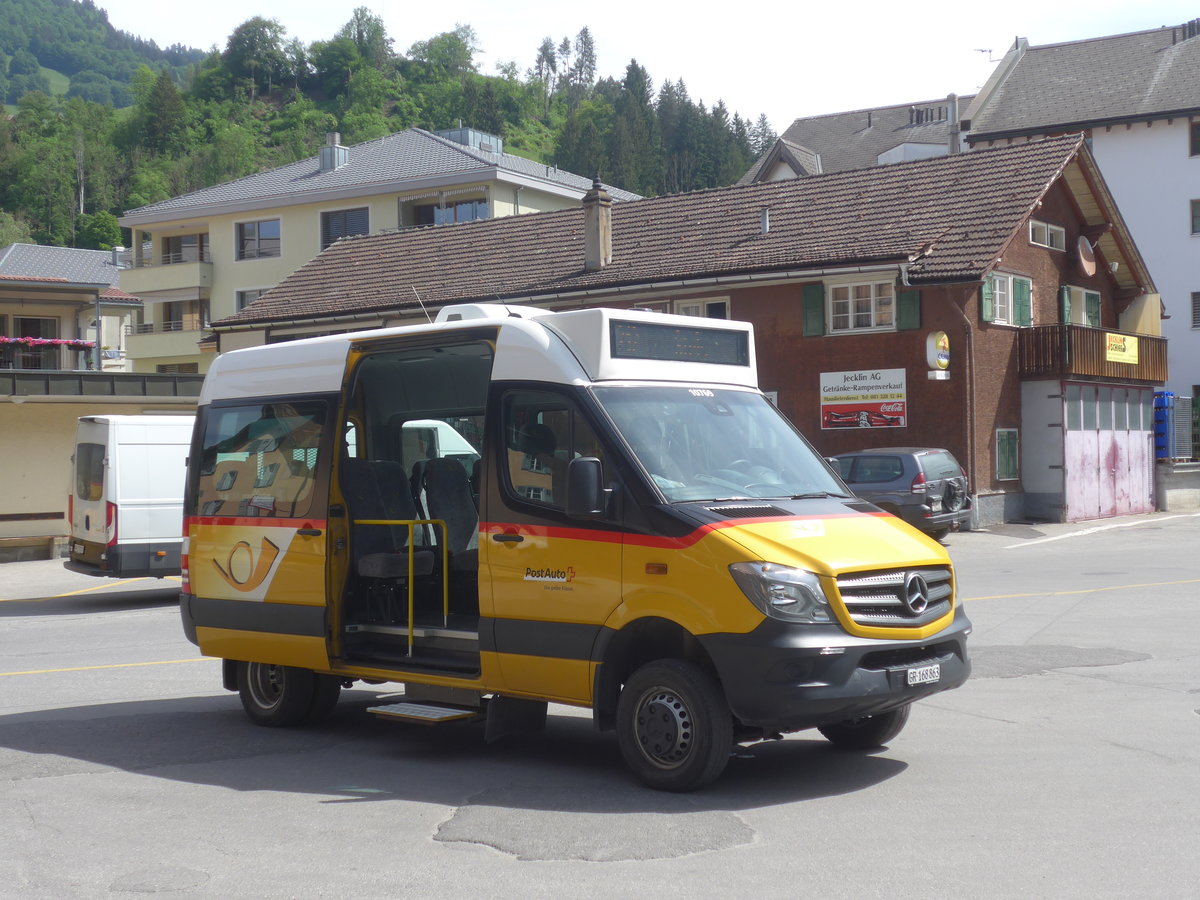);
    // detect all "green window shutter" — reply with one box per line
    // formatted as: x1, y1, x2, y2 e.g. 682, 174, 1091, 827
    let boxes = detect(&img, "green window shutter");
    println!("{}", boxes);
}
1085, 291, 1101, 327
1014, 278, 1032, 326
981, 277, 995, 322
896, 289, 921, 330
802, 283, 825, 336
1059, 285, 1072, 323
